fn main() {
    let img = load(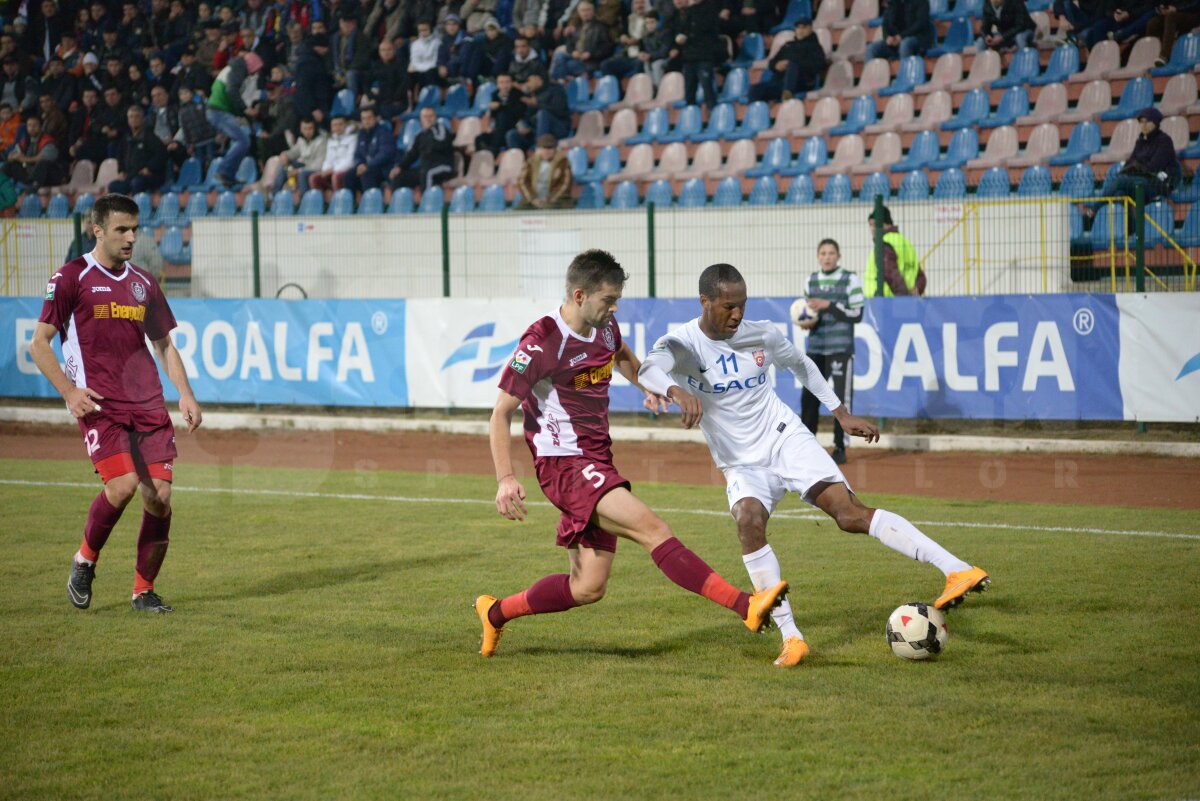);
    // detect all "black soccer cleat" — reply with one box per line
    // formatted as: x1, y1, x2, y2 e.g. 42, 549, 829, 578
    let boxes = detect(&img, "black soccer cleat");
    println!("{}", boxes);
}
131, 590, 173, 614
68, 559, 96, 609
